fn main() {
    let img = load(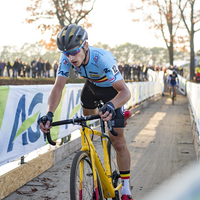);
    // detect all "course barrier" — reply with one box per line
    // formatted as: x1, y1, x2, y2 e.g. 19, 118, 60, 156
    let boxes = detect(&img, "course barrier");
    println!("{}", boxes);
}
0, 75, 163, 167
187, 82, 200, 147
